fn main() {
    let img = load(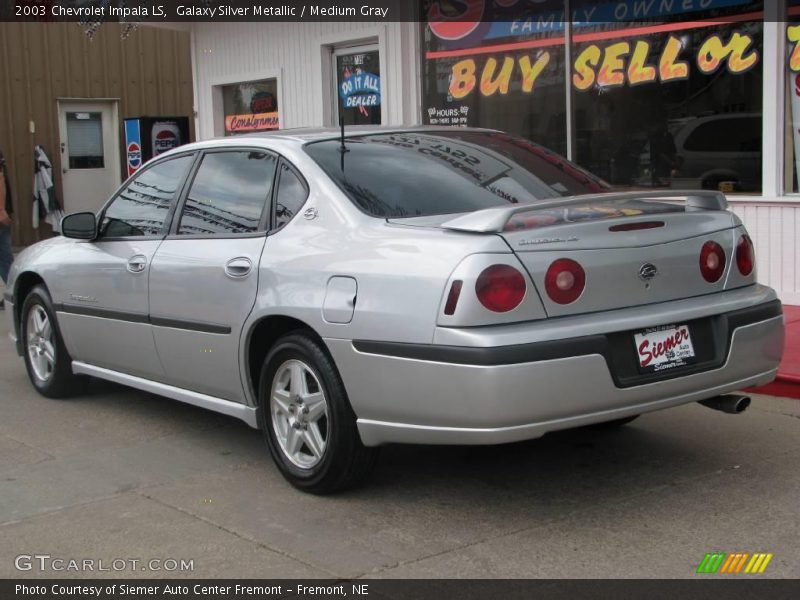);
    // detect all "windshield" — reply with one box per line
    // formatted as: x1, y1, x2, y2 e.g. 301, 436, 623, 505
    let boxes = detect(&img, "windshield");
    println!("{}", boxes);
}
304, 131, 610, 218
